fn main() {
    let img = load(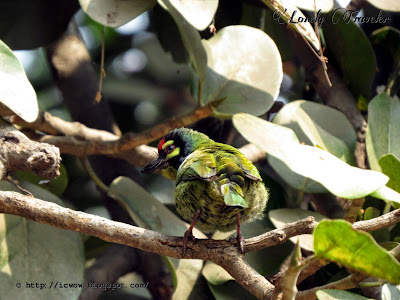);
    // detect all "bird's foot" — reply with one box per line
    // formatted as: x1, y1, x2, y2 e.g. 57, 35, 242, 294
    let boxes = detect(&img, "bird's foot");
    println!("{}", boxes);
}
182, 228, 196, 257
236, 213, 244, 254
237, 234, 244, 254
